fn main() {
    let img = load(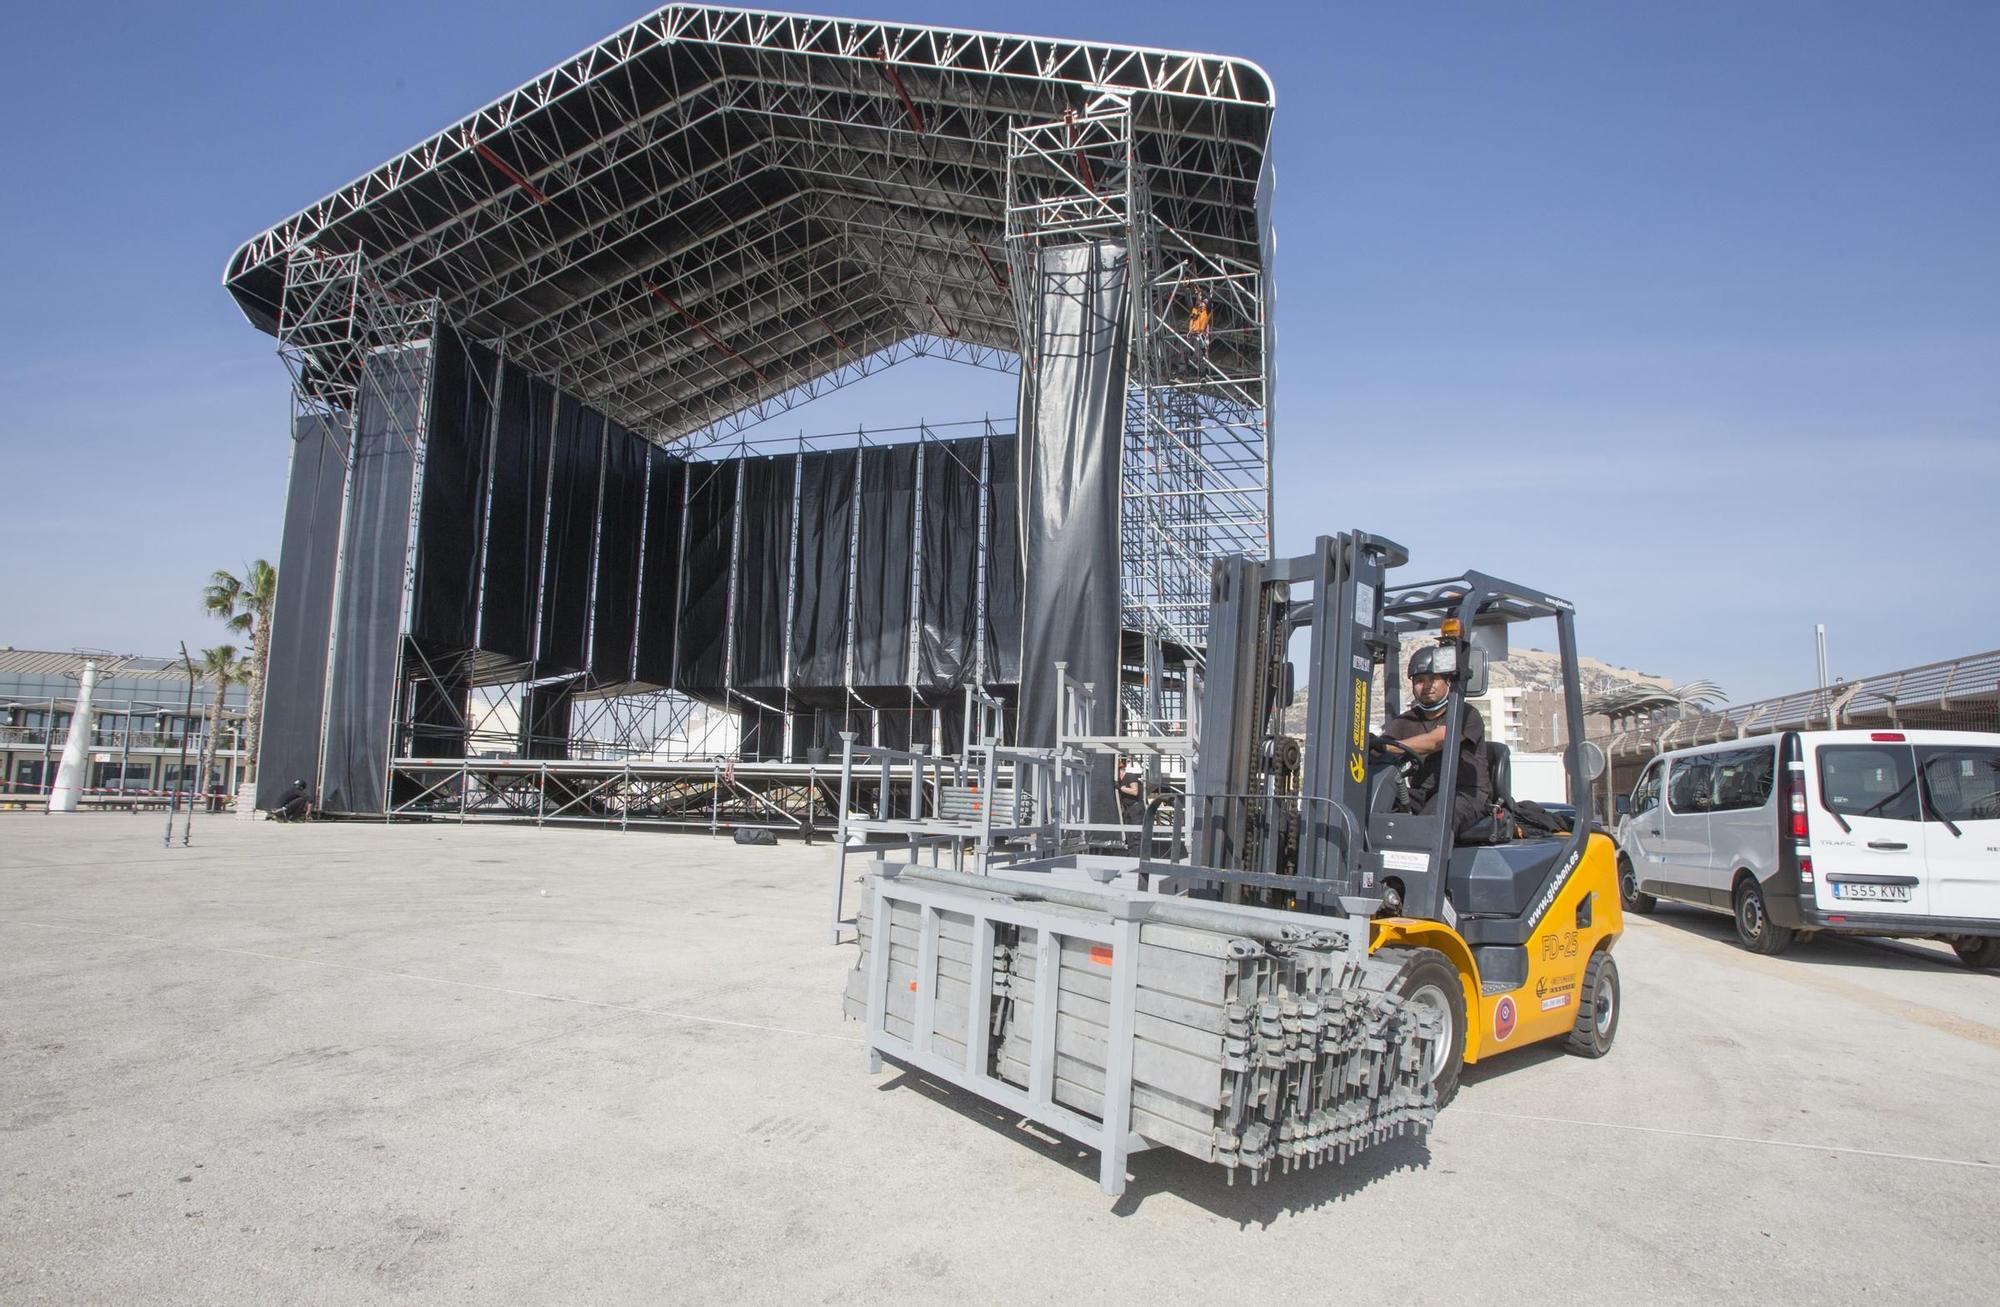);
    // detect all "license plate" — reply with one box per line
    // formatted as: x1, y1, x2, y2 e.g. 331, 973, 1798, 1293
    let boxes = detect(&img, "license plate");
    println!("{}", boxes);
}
1833, 882, 1912, 902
